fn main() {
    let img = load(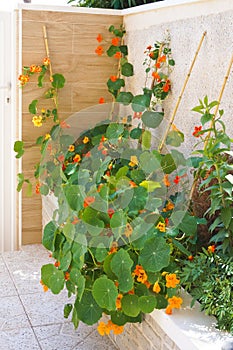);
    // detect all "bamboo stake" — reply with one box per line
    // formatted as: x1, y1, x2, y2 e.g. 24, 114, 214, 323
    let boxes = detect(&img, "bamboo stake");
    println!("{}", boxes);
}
43, 25, 53, 81
158, 31, 207, 153
203, 53, 233, 149
189, 53, 233, 202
